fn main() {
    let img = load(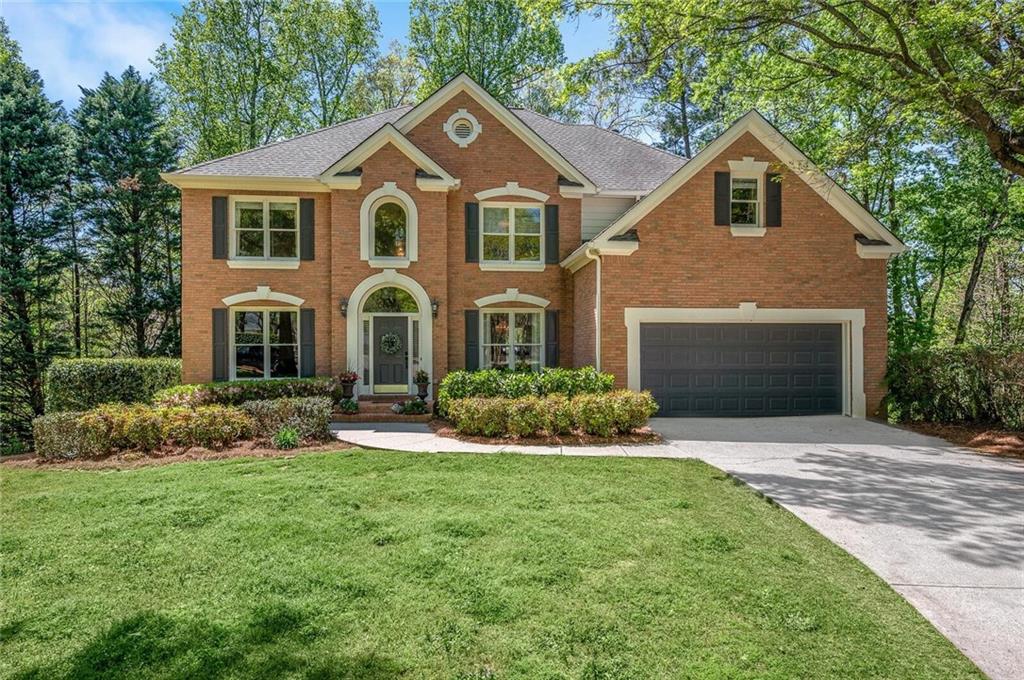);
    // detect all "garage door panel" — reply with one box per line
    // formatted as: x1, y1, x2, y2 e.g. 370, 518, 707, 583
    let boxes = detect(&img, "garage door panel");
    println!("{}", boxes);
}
641, 323, 843, 417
